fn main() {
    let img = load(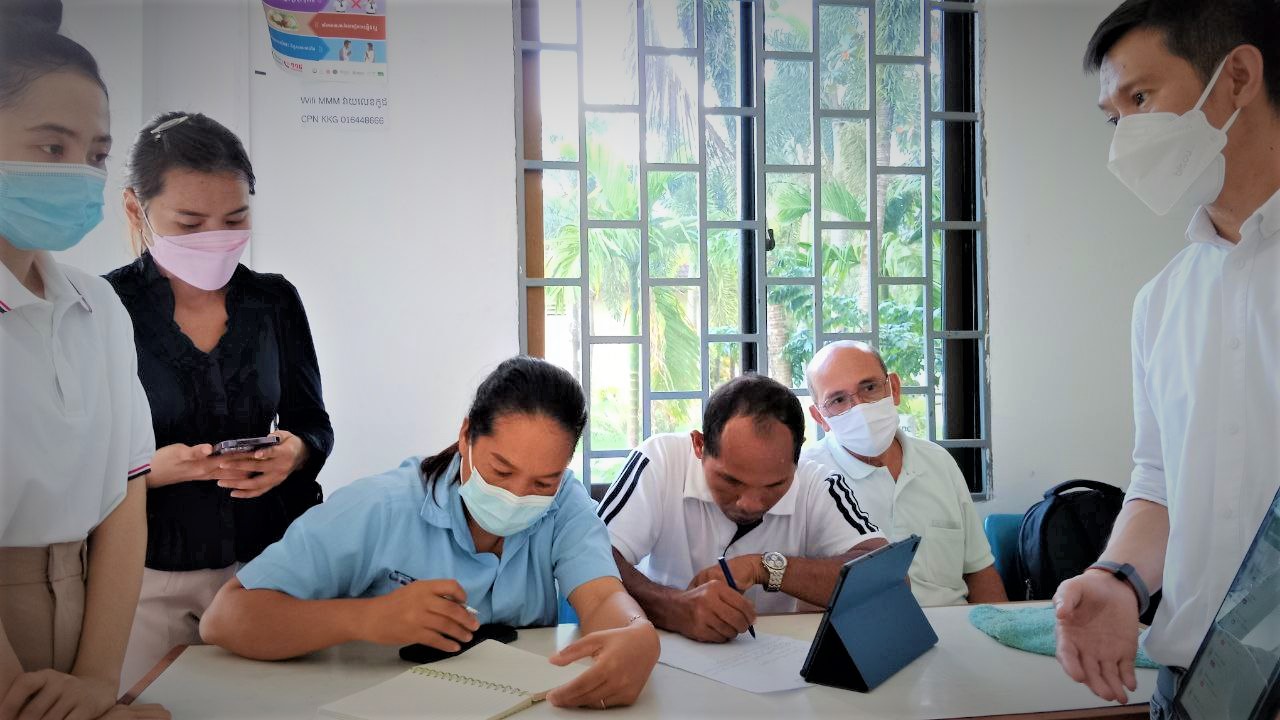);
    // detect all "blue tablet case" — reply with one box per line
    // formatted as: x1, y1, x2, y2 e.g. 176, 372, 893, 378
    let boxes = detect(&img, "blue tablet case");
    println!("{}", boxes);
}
800, 536, 938, 692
